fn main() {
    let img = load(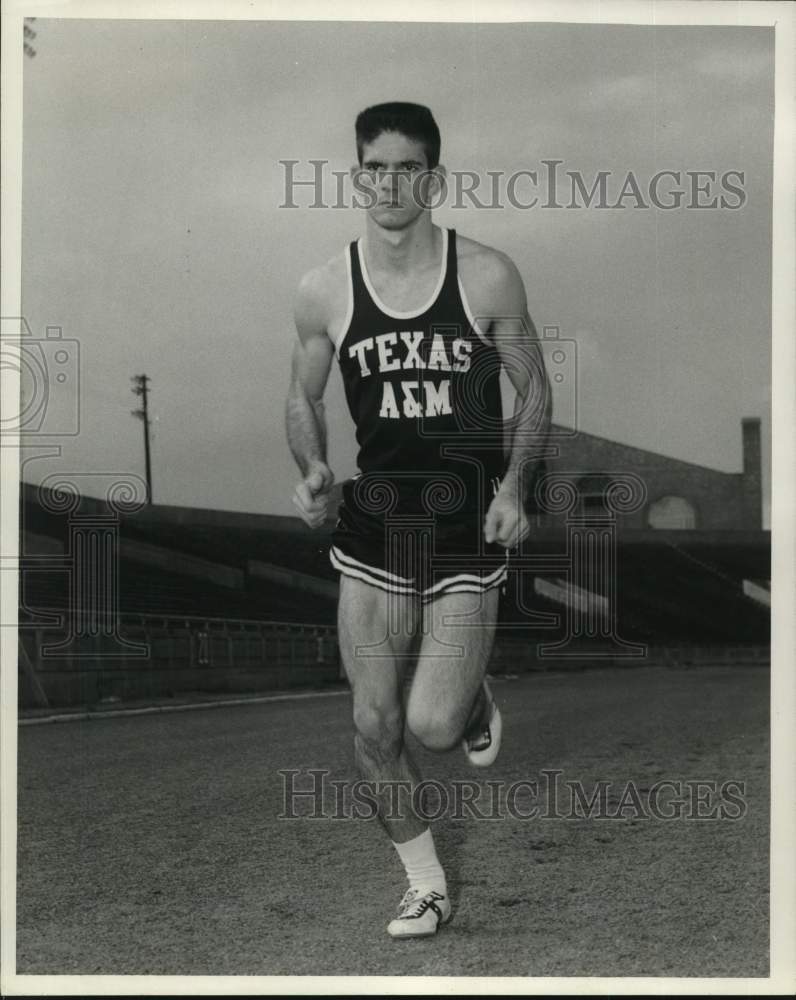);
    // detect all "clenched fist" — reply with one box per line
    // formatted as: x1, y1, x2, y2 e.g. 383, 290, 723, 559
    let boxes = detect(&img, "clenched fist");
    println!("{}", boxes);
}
292, 462, 335, 529
483, 480, 530, 549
